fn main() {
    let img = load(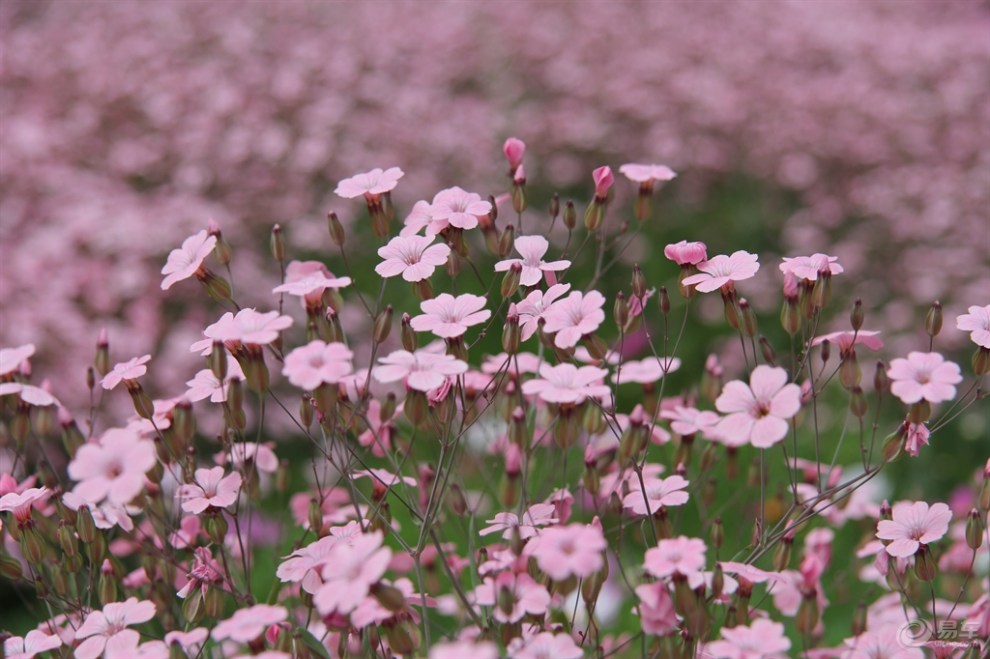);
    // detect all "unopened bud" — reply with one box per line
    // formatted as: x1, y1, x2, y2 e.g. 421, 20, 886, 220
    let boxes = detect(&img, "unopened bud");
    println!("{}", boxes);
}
711, 518, 724, 551
781, 298, 800, 336
204, 514, 228, 545
965, 509, 983, 550
270, 224, 286, 263
373, 306, 393, 344
210, 341, 227, 380
128, 386, 155, 420
874, 361, 888, 394
773, 535, 793, 571
226, 377, 246, 430
203, 271, 232, 301
327, 211, 345, 246
511, 182, 526, 214
182, 589, 203, 625
498, 225, 515, 258
796, 595, 819, 636
95, 329, 110, 376
86, 366, 96, 392
849, 386, 868, 417
914, 545, 936, 581
563, 200, 577, 230
98, 570, 118, 605
850, 298, 864, 331
739, 298, 757, 338
401, 313, 417, 352
549, 193, 560, 221
925, 301, 943, 338
448, 483, 468, 516
173, 399, 196, 445
973, 347, 990, 376
371, 582, 408, 613
840, 349, 861, 390
820, 339, 831, 366
658, 286, 671, 316
759, 336, 777, 366
631, 265, 646, 299
210, 222, 232, 266
502, 312, 520, 355
501, 262, 522, 298
614, 291, 629, 329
